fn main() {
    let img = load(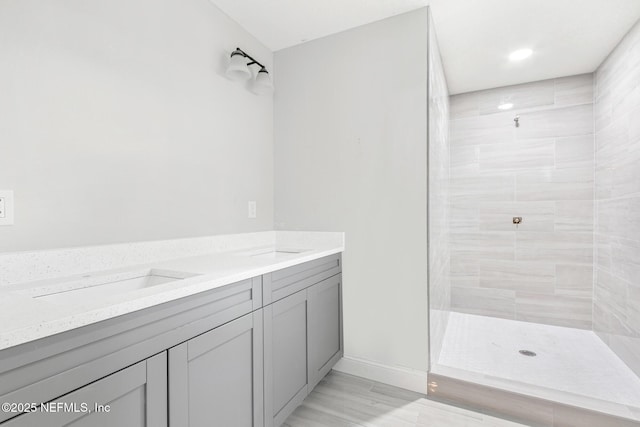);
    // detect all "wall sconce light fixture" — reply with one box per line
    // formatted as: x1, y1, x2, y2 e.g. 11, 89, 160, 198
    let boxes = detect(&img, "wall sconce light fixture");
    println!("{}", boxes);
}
225, 47, 274, 95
